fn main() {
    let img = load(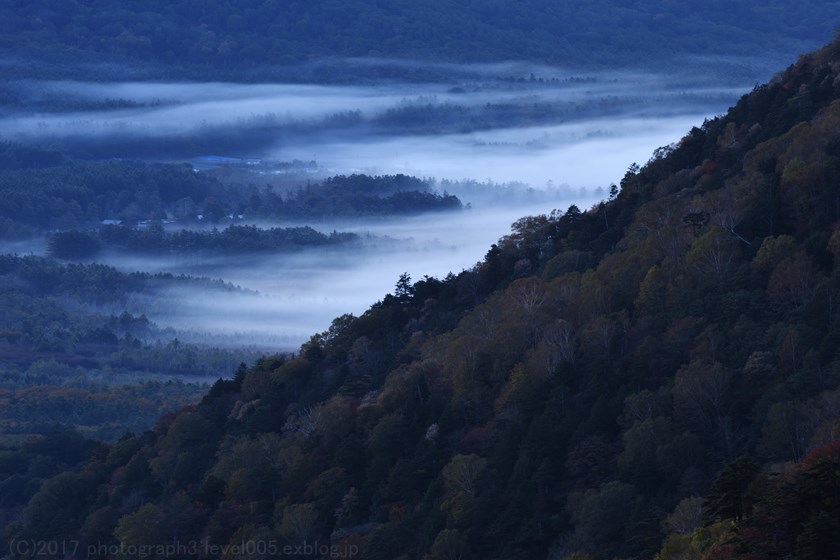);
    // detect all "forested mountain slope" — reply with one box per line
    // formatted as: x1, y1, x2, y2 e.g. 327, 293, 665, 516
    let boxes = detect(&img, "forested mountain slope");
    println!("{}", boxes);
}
5, 37, 840, 560
3, 0, 839, 73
